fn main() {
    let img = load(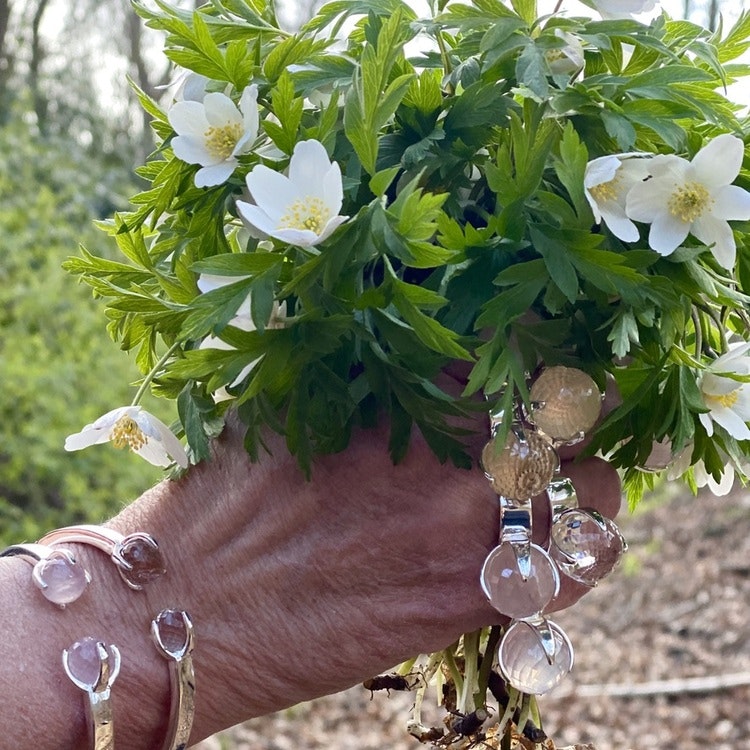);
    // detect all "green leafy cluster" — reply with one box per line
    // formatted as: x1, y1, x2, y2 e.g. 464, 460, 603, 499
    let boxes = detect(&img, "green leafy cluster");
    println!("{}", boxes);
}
67, 0, 750, 501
